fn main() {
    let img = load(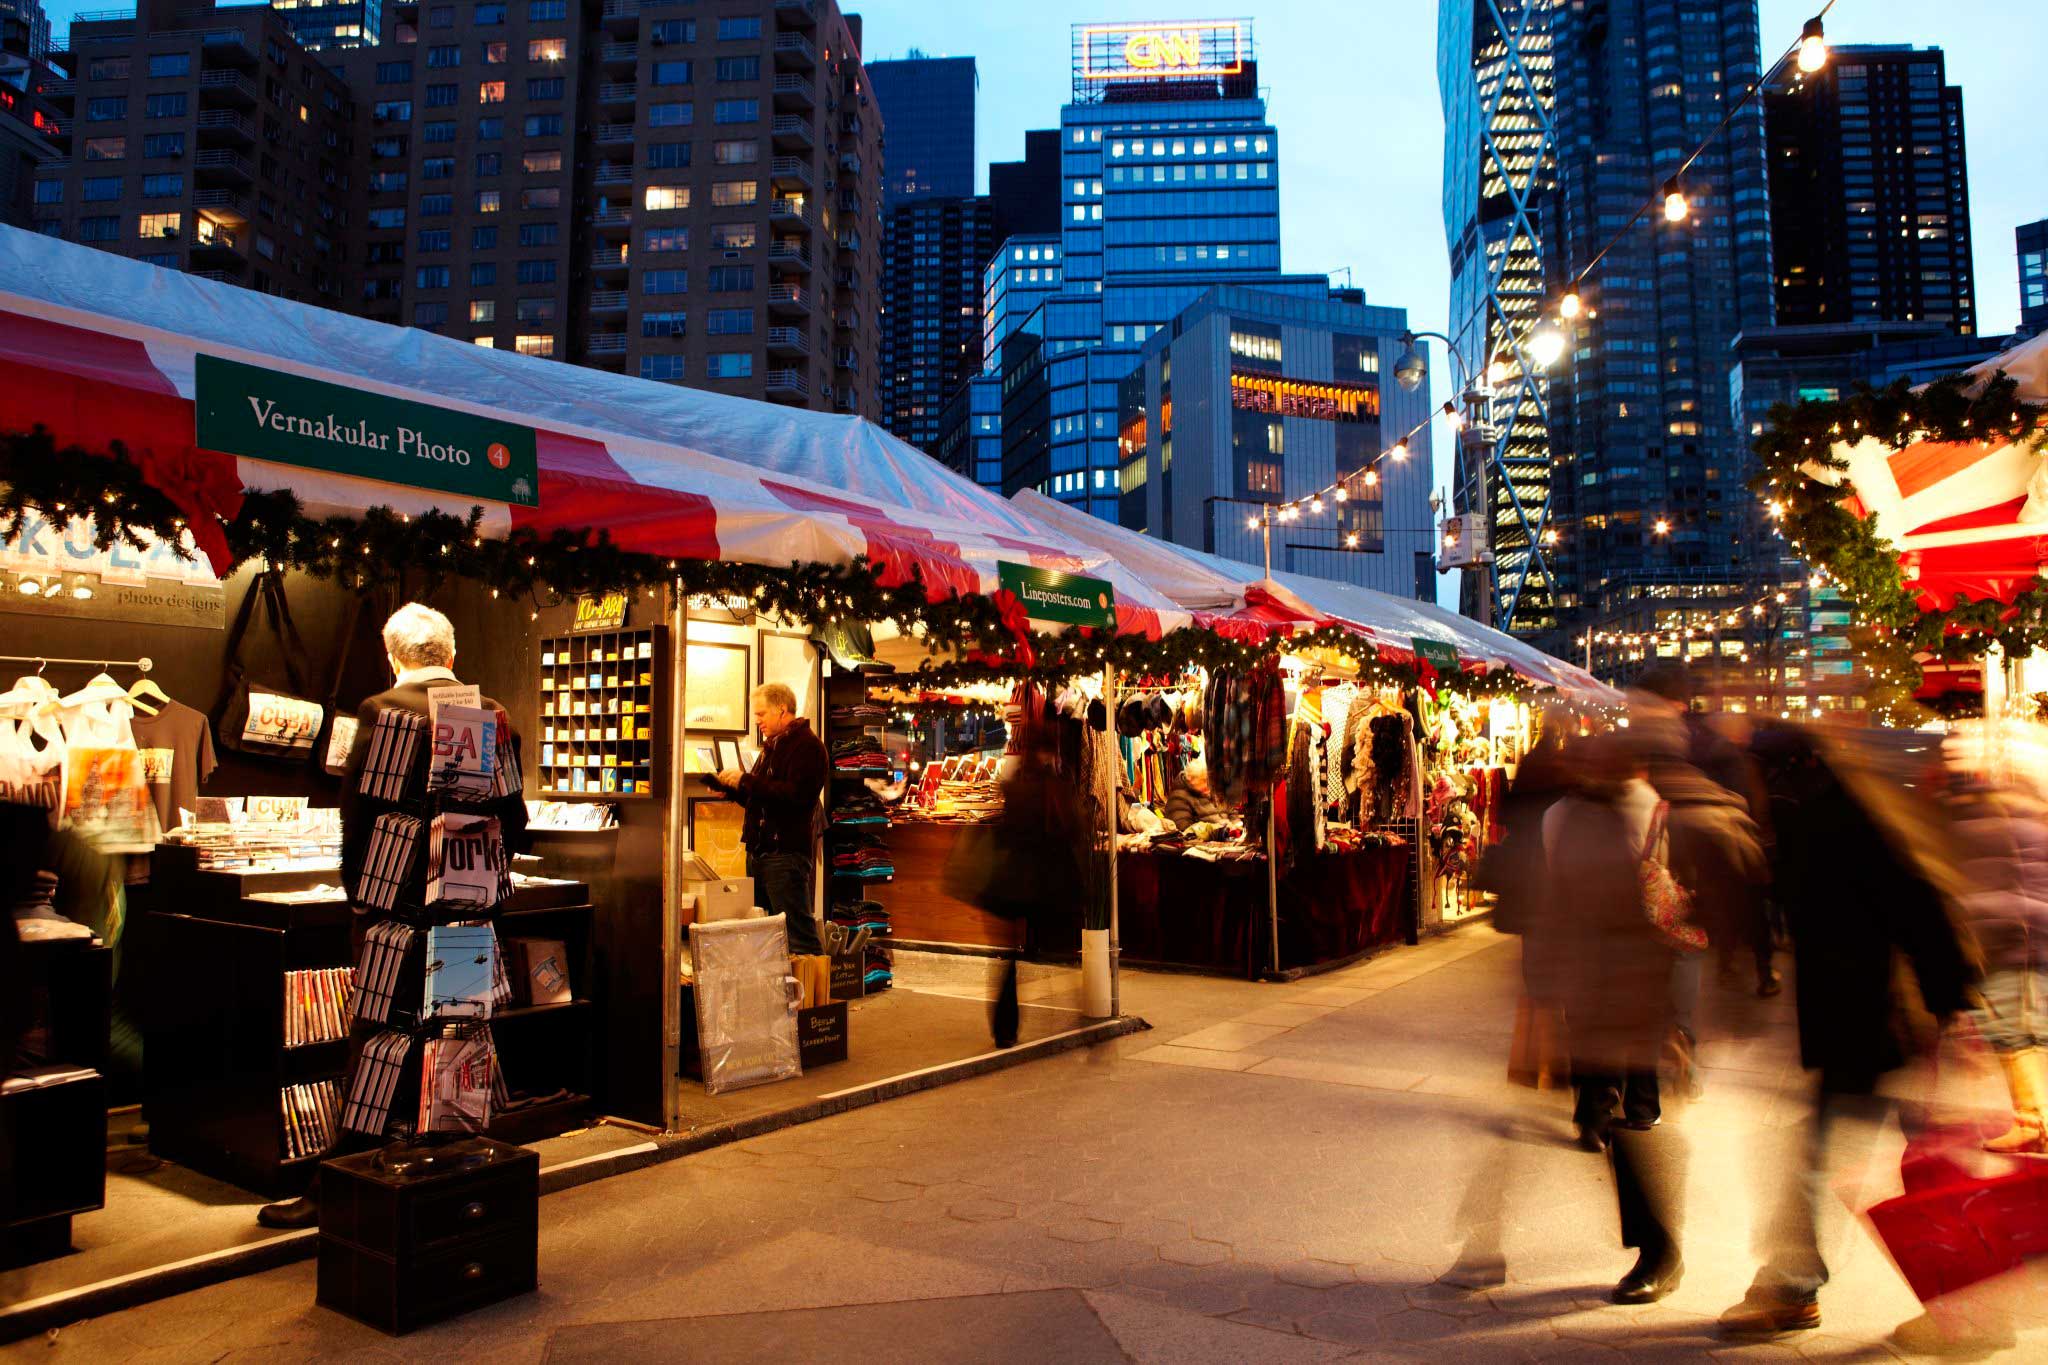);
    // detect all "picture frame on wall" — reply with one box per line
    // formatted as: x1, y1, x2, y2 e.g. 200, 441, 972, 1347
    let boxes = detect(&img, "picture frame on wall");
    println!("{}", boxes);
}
758, 630, 817, 724
715, 738, 744, 774
687, 795, 748, 879
683, 640, 750, 734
